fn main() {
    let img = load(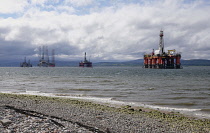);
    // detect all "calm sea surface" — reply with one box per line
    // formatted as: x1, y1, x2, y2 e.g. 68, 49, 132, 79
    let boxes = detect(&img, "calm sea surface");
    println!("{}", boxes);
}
0, 66, 210, 119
